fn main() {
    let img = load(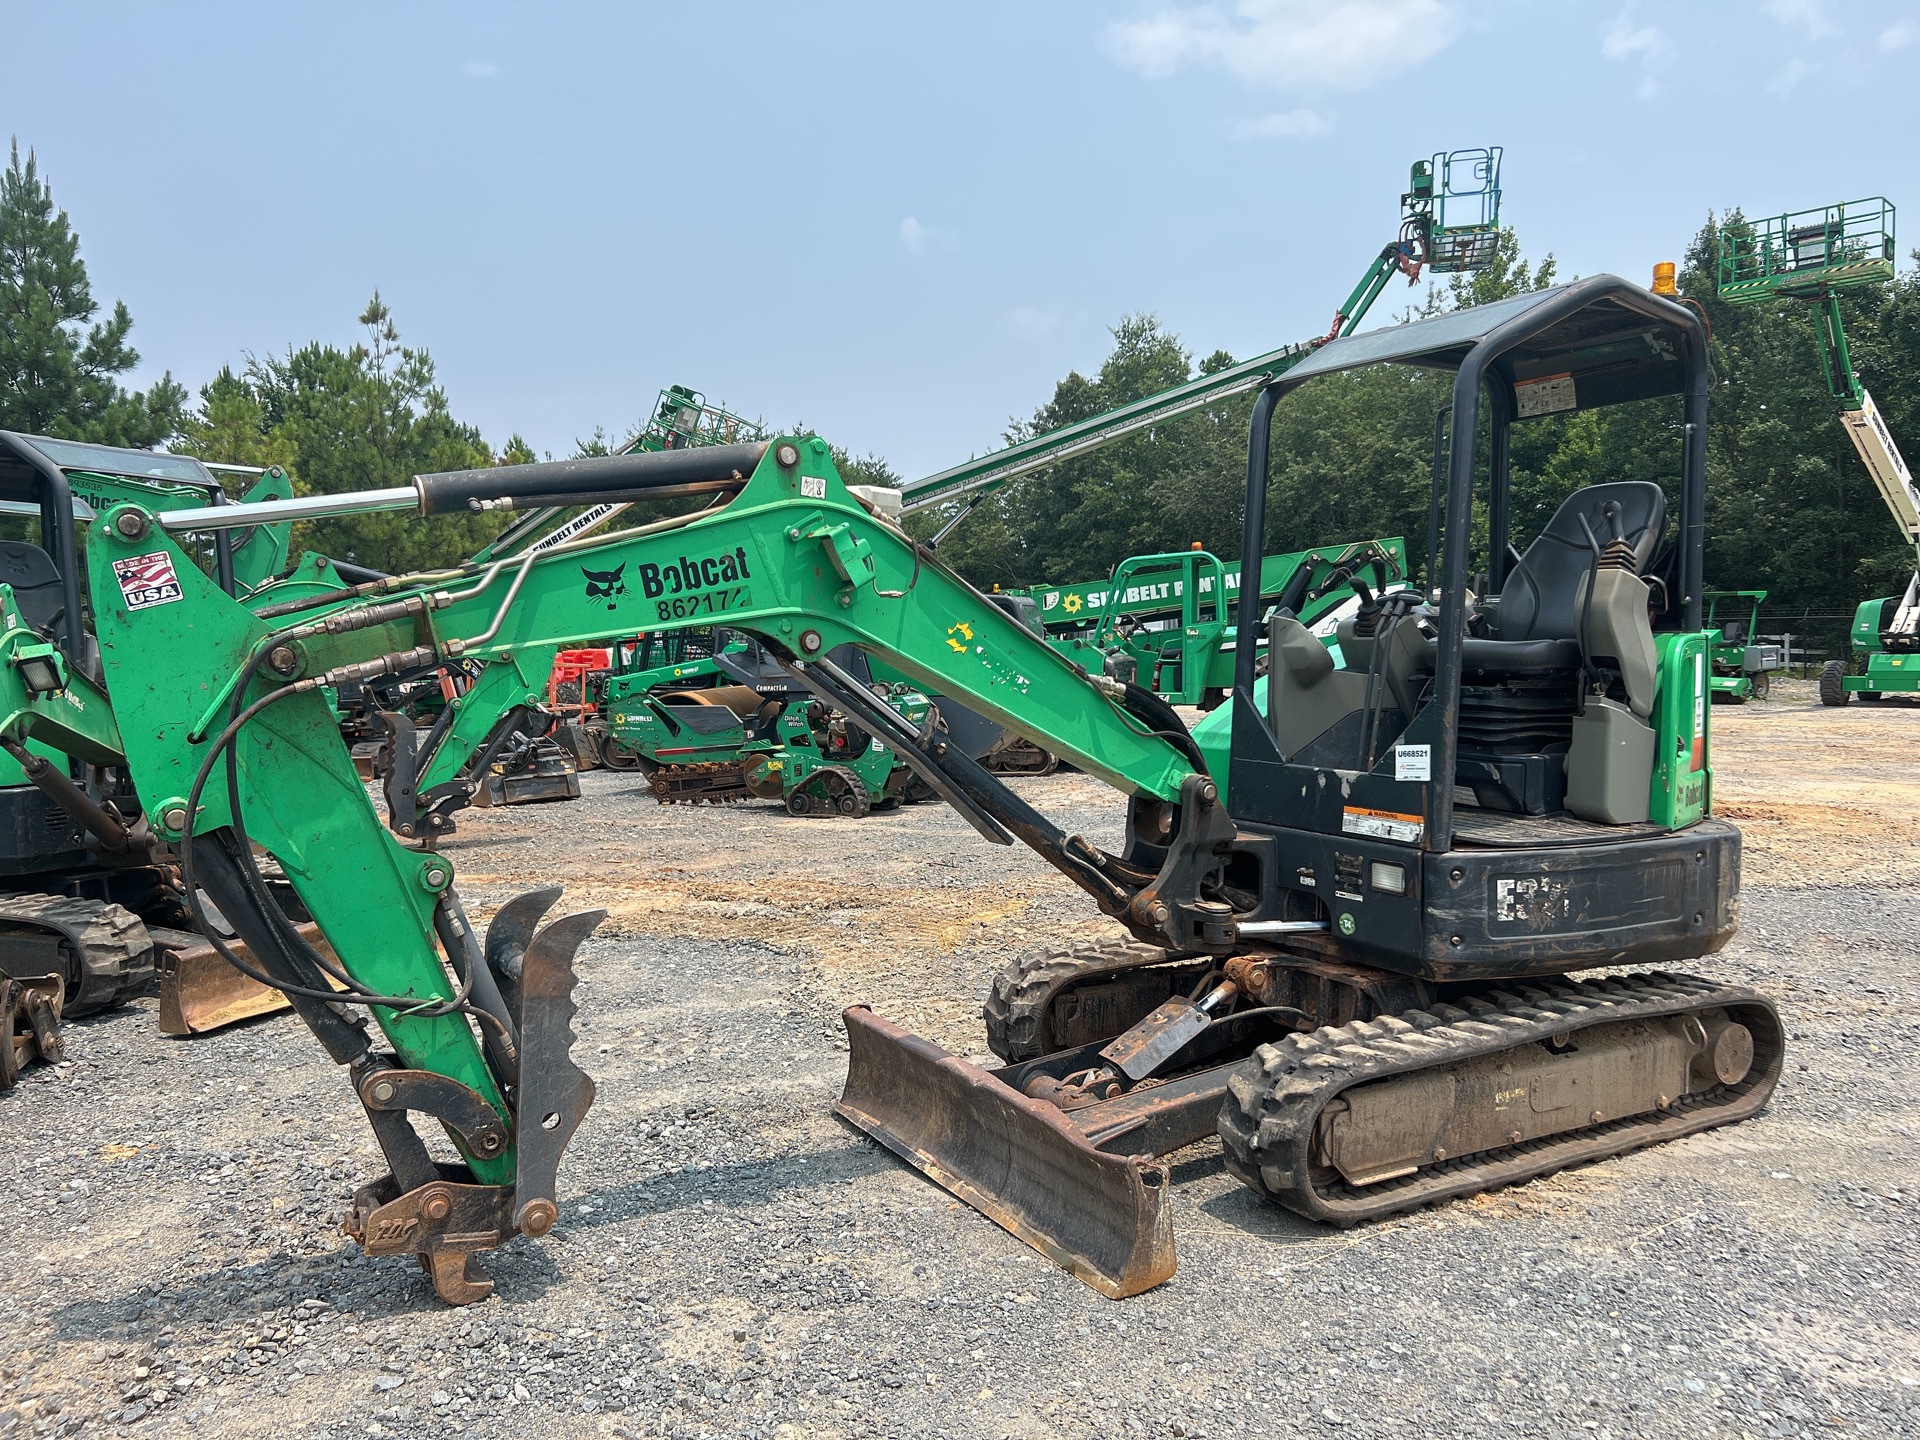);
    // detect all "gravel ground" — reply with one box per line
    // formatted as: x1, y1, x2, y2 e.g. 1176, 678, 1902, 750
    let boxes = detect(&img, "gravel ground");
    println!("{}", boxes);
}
3, 688, 1917, 1440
